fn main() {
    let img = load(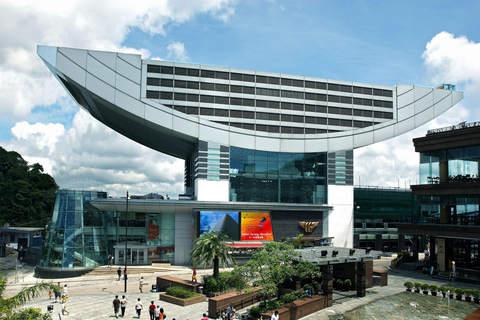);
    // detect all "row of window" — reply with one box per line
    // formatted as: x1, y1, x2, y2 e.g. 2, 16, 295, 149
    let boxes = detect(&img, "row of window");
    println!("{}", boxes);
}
146, 66, 393, 97
146, 90, 394, 109
166, 105, 382, 128
163, 103, 393, 120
